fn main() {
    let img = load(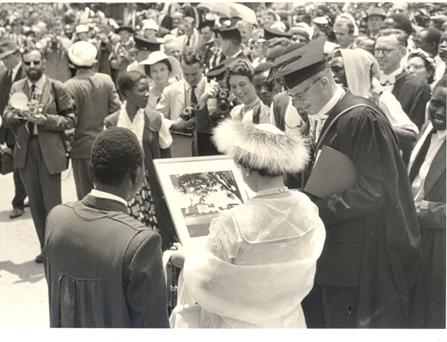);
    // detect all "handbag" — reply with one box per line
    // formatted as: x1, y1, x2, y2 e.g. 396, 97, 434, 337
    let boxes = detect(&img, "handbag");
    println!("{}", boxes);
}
0, 145, 14, 175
